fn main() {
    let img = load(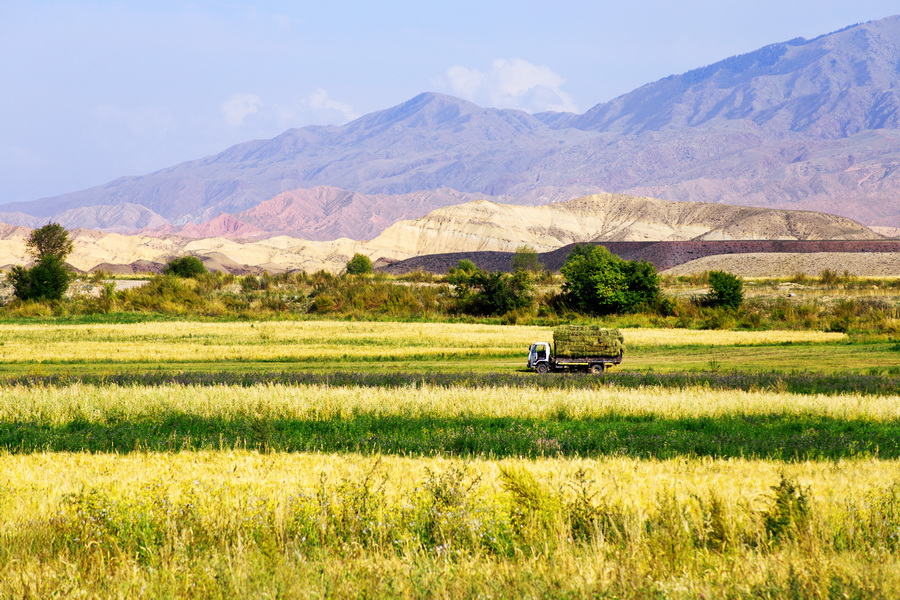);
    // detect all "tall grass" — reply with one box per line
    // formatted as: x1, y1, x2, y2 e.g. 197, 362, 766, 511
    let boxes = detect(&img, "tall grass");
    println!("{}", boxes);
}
1, 383, 897, 459
2, 452, 899, 598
